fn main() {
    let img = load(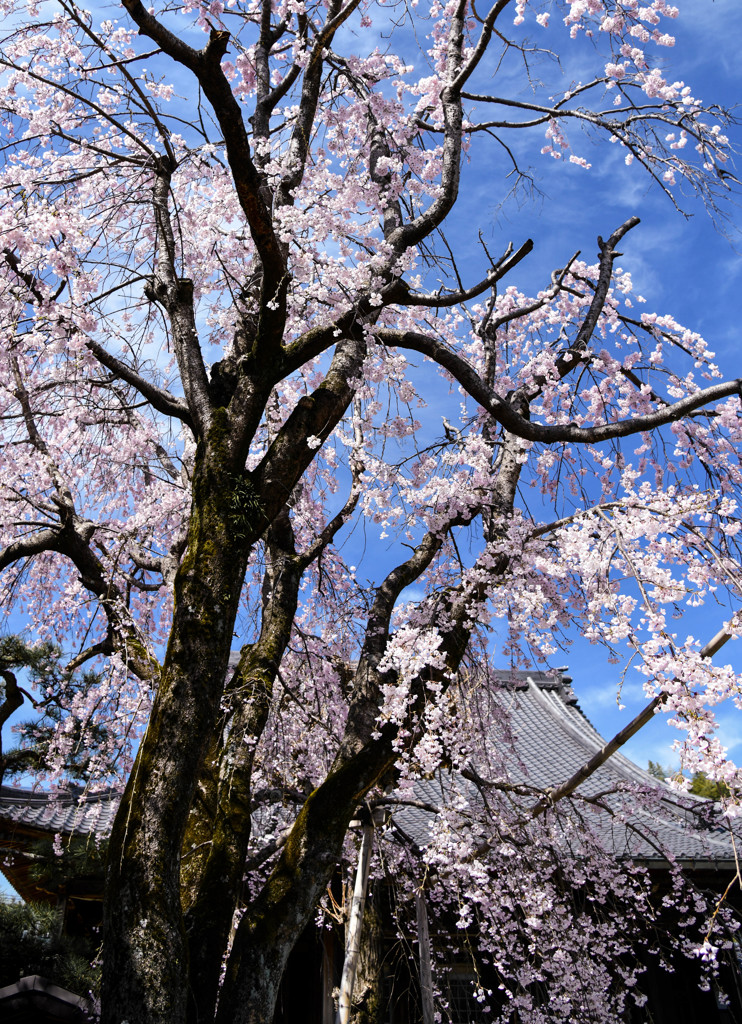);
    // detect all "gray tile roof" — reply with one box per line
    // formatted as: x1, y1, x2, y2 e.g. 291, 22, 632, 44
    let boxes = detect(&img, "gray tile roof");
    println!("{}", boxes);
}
391, 671, 738, 867
0, 784, 118, 839
0, 974, 93, 1021
0, 671, 736, 867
